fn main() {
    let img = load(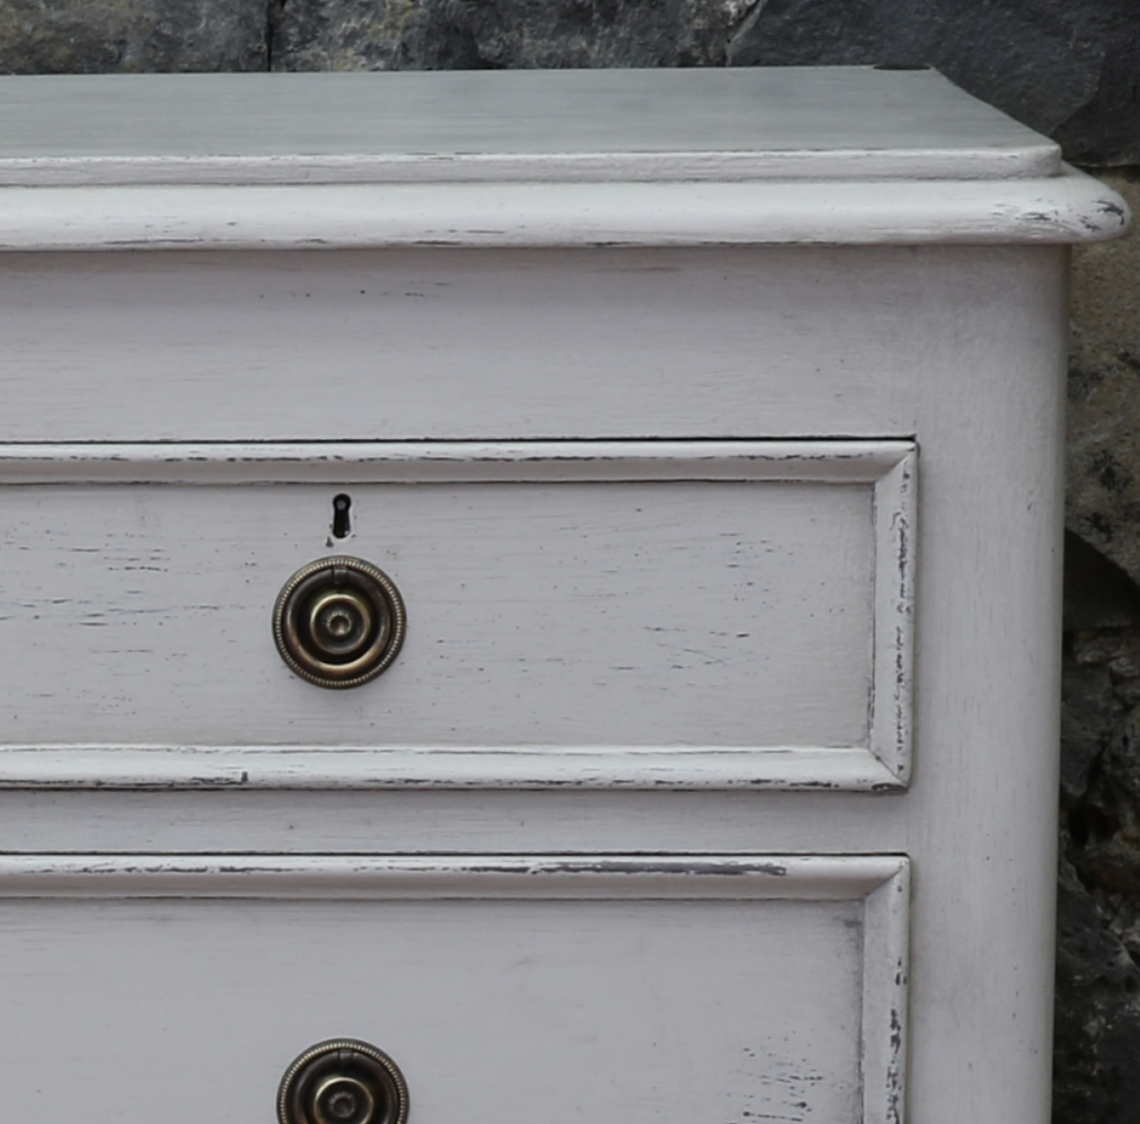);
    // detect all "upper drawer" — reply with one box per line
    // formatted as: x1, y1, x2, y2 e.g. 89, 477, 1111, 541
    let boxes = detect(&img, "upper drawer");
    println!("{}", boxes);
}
0, 439, 914, 791
0, 246, 1048, 443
